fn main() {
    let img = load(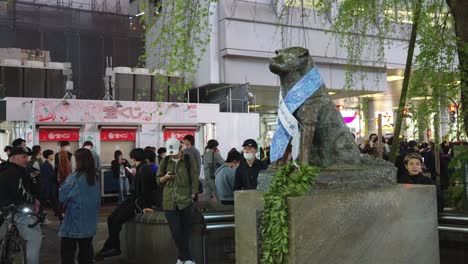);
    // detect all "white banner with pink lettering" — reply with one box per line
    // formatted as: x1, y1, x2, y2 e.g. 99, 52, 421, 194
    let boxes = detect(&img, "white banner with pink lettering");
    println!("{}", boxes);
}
33, 99, 198, 124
